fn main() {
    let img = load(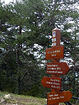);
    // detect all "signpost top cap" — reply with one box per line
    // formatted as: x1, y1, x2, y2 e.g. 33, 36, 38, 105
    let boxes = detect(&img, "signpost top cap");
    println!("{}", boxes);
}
53, 28, 60, 31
